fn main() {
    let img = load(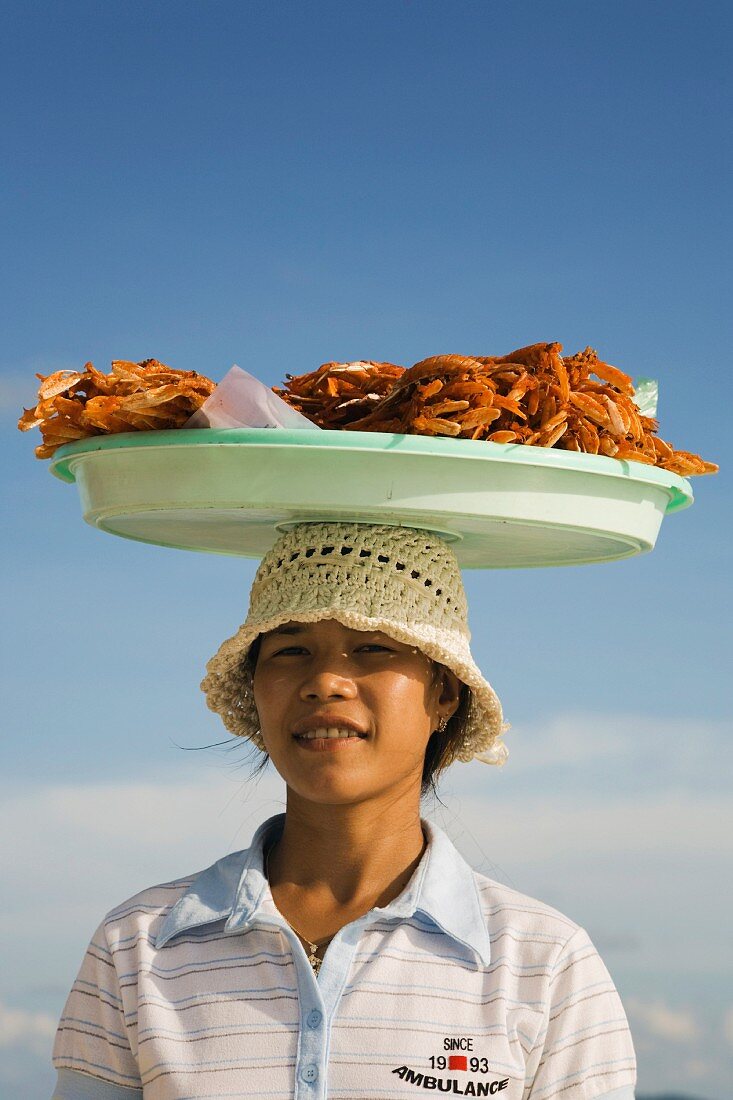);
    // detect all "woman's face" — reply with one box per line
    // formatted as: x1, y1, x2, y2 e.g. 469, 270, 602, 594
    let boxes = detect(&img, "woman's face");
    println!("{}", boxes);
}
252, 618, 461, 805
